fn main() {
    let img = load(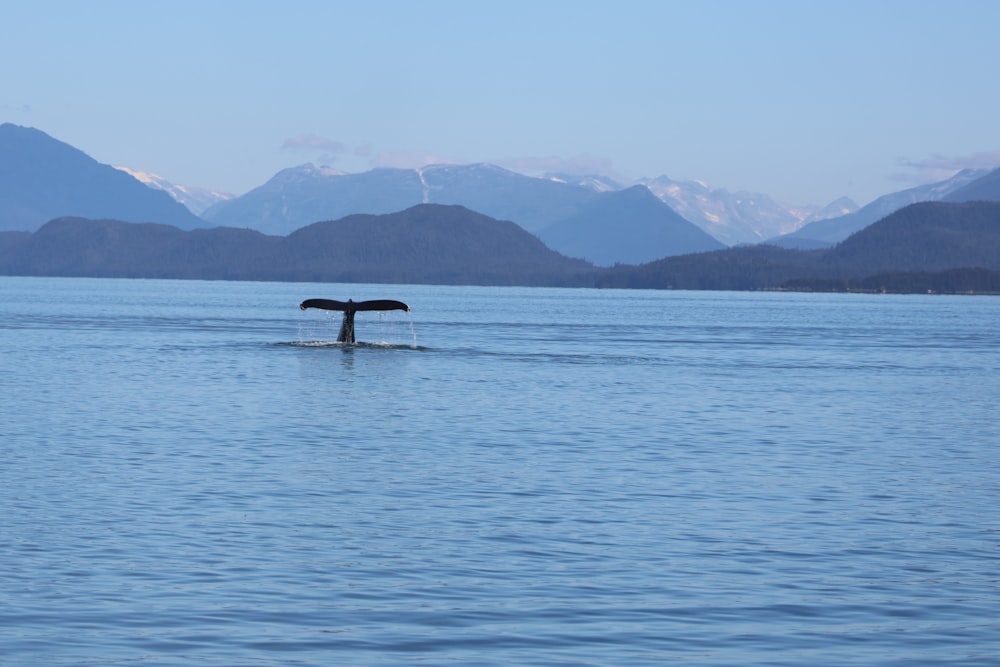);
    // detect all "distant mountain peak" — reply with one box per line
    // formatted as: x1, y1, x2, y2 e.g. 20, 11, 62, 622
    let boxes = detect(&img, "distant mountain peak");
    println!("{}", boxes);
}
537, 184, 724, 266
801, 196, 859, 225
642, 174, 813, 245
542, 172, 621, 192
616, 183, 661, 201
113, 166, 233, 216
